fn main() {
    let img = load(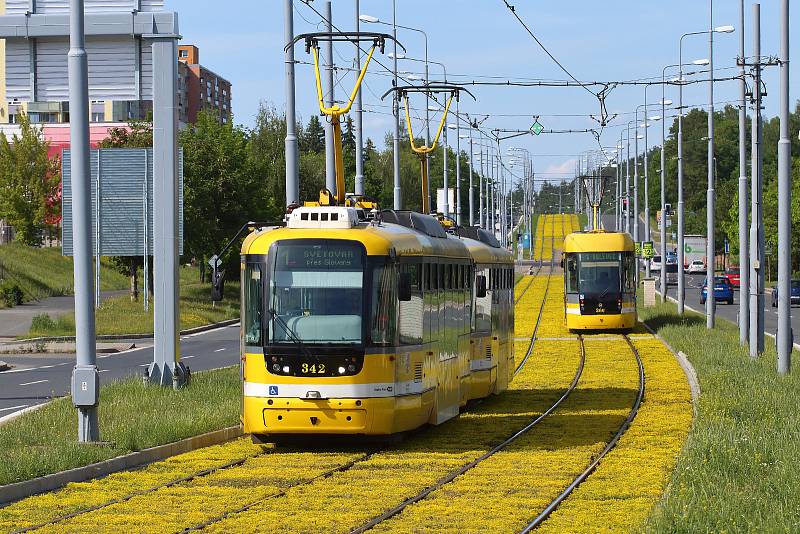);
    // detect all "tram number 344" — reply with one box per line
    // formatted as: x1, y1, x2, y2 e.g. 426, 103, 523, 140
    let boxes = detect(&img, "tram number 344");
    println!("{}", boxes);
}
301, 363, 326, 374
